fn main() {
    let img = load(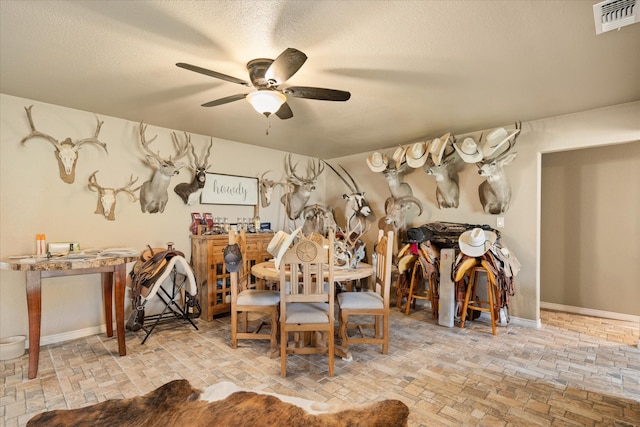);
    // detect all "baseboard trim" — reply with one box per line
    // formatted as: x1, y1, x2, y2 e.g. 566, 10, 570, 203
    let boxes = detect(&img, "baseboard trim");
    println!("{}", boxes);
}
26, 324, 111, 350
541, 302, 640, 323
